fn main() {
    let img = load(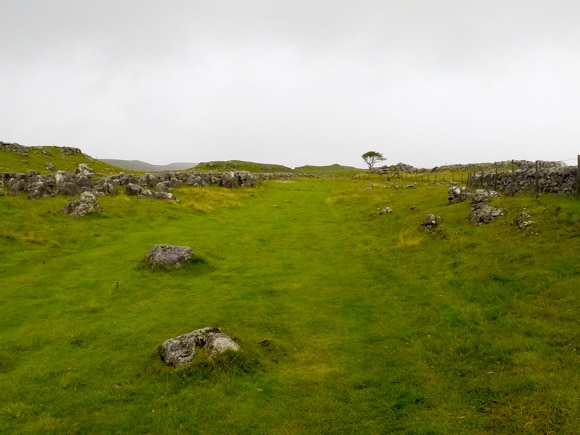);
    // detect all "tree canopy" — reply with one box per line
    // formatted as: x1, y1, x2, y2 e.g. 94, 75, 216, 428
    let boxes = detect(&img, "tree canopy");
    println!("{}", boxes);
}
361, 151, 386, 171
